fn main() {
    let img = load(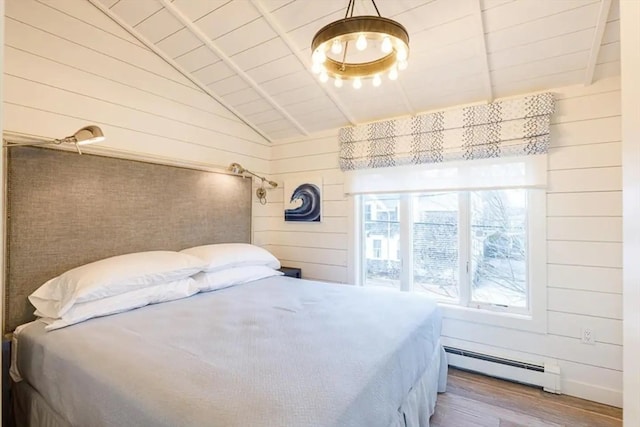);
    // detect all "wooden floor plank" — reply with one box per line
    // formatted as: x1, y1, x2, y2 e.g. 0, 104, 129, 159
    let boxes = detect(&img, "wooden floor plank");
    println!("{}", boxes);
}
447, 369, 622, 419
436, 393, 562, 427
433, 368, 622, 427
